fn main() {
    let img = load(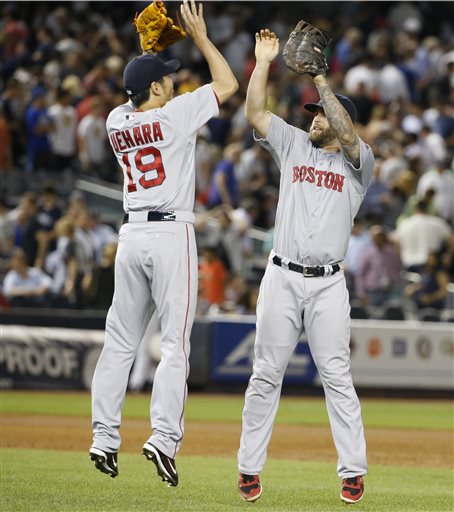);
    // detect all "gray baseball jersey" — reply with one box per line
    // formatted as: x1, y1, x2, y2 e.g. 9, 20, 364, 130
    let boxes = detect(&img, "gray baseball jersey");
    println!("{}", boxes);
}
91, 84, 219, 458
264, 113, 374, 264
107, 84, 219, 213
238, 113, 374, 480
